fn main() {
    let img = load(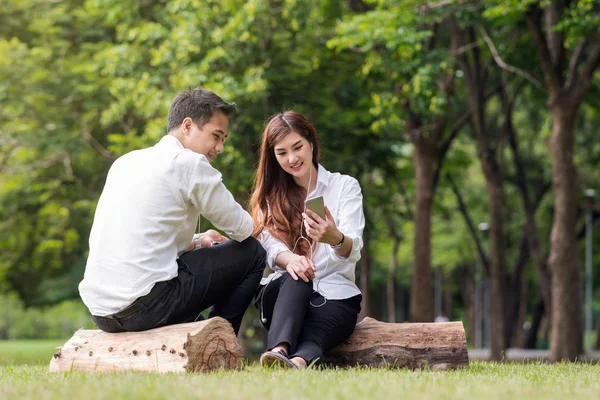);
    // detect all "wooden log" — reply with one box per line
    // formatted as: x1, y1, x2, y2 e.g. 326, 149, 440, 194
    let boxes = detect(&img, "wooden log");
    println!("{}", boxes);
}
49, 317, 243, 373
323, 317, 469, 370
